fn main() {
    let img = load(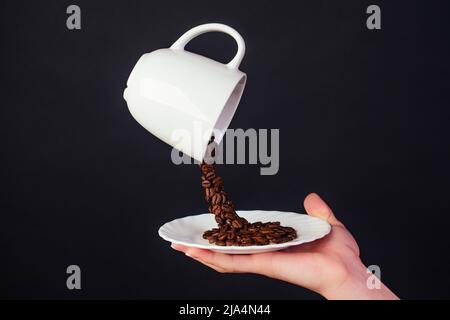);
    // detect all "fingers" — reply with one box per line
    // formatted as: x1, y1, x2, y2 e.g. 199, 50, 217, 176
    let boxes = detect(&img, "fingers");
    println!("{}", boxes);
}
171, 244, 269, 275
194, 259, 227, 273
170, 244, 321, 289
304, 193, 343, 227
